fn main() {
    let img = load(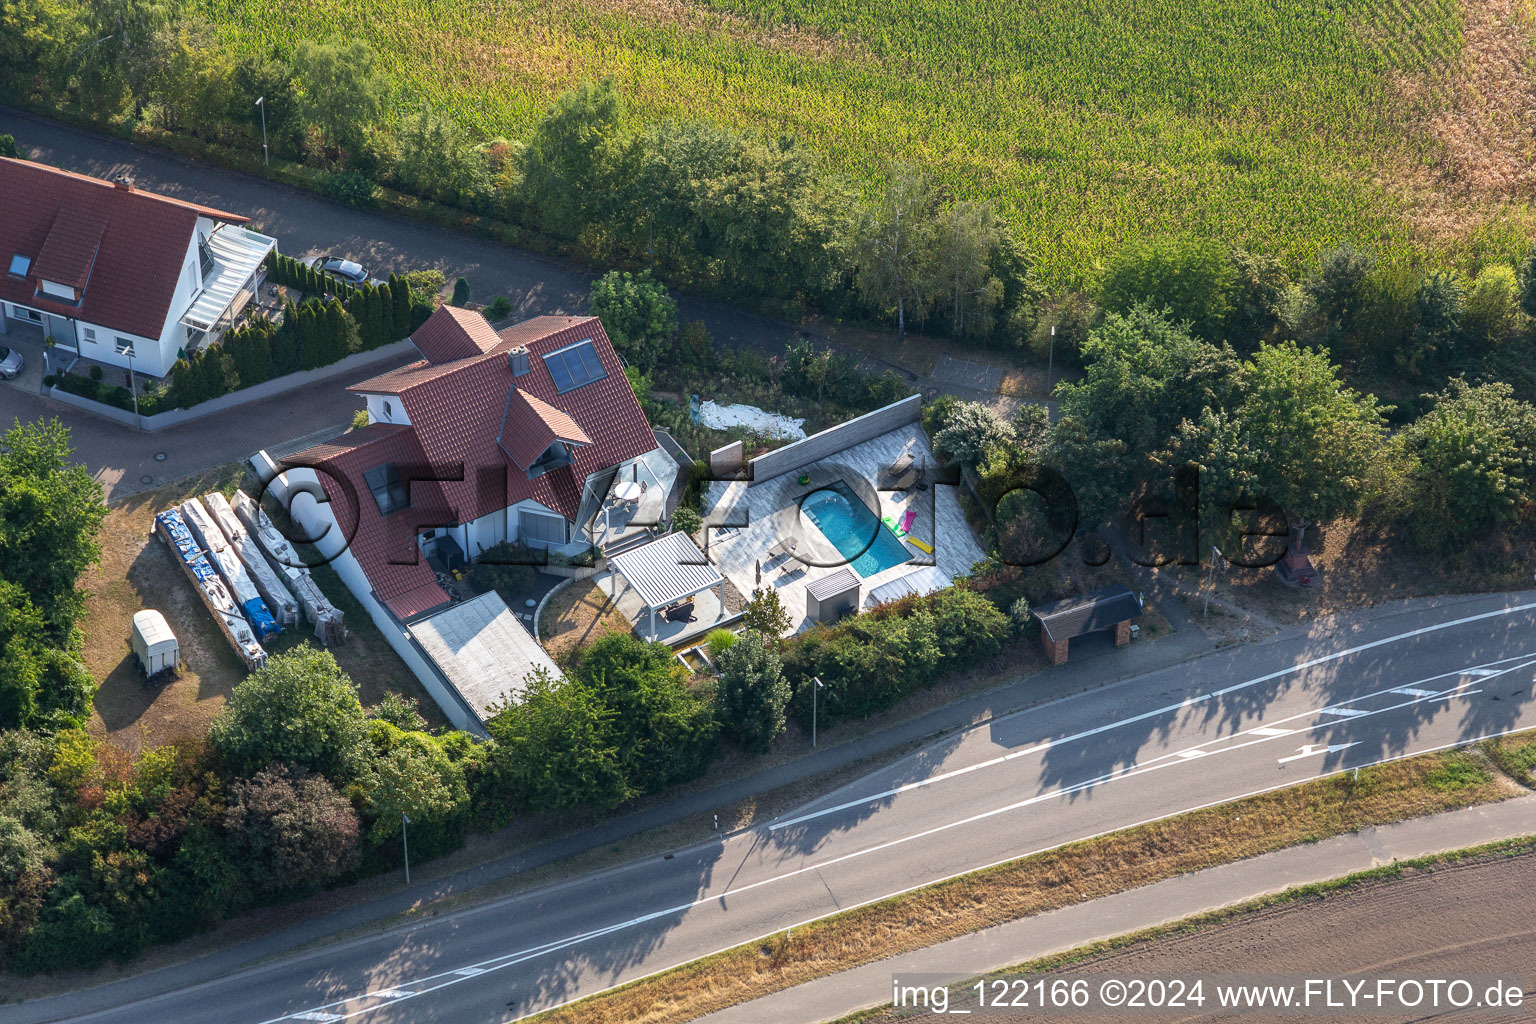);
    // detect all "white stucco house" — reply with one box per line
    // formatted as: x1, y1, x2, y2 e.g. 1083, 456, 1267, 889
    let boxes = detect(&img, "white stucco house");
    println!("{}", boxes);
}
0, 156, 275, 379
